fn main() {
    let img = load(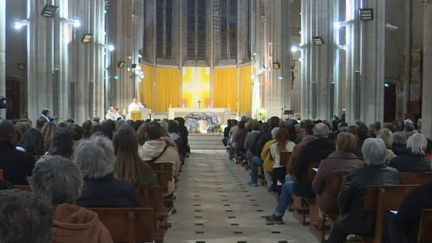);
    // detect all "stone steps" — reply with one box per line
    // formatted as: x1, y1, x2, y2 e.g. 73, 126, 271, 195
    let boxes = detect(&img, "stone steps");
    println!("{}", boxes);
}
189, 134, 226, 150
